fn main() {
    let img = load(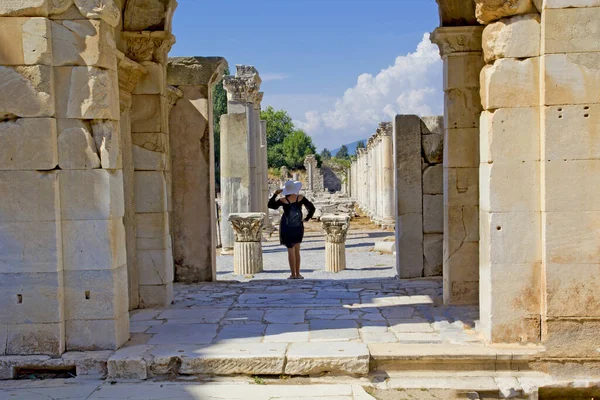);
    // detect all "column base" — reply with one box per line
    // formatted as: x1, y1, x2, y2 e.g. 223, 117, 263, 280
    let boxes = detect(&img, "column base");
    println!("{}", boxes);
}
234, 241, 263, 275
